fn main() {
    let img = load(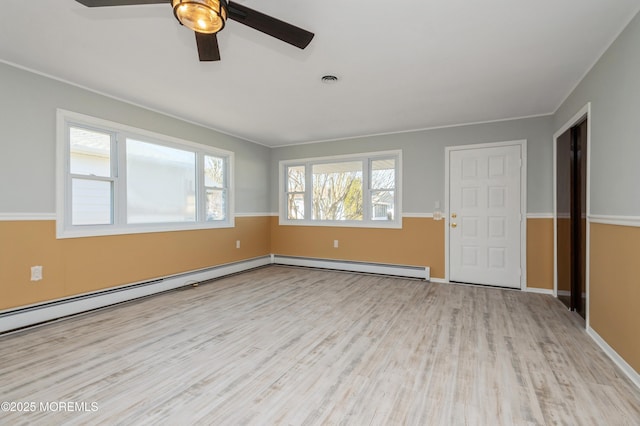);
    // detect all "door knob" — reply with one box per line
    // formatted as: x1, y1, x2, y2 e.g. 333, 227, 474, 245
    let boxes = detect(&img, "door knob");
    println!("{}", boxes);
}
451, 222, 457, 228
